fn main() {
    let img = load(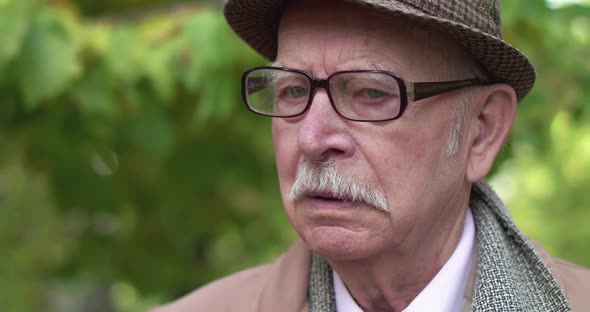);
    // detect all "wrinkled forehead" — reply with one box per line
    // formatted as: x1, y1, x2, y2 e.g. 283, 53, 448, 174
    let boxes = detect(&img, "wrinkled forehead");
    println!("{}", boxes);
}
276, 0, 475, 80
